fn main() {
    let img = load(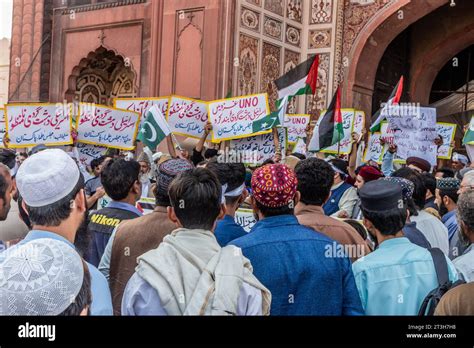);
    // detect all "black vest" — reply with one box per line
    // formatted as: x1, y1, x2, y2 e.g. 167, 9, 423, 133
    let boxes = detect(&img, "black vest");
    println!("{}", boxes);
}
88, 207, 140, 236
